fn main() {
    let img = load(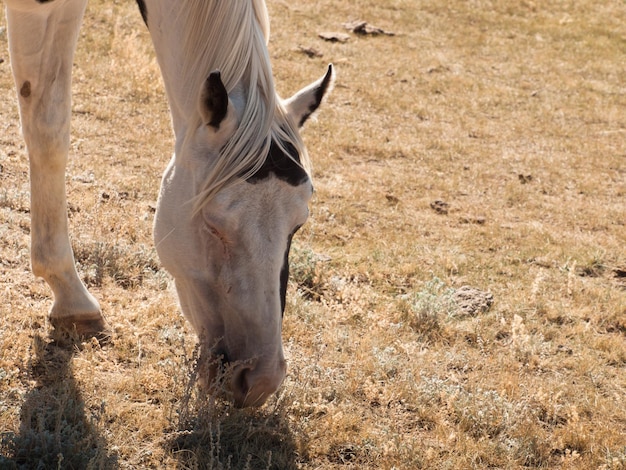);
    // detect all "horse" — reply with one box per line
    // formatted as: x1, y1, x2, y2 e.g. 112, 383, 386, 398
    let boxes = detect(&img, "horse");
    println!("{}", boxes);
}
4, 0, 333, 407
